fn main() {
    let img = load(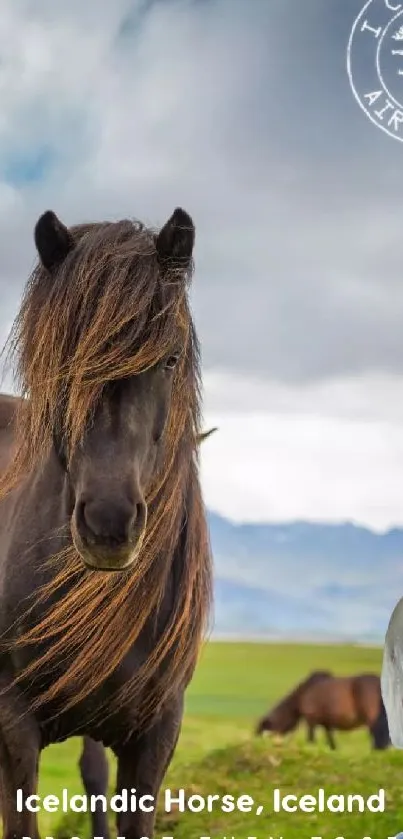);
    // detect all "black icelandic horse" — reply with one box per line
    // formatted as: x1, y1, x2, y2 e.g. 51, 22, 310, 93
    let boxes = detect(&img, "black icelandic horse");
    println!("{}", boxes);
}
0, 207, 212, 839
0, 395, 216, 839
